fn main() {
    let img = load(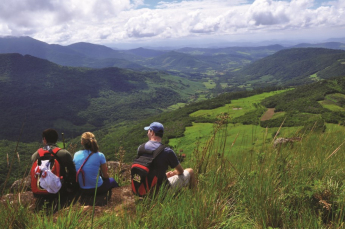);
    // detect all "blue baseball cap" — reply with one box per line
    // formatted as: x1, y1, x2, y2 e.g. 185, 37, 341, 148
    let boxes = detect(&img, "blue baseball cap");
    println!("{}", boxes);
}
144, 122, 164, 134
